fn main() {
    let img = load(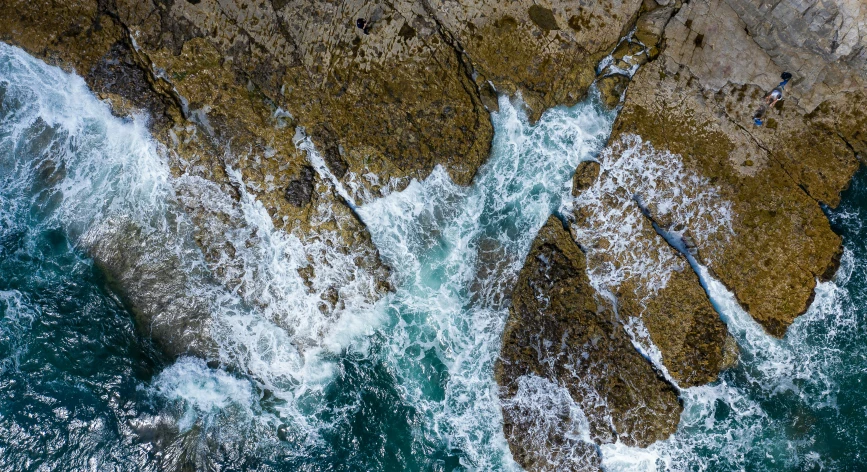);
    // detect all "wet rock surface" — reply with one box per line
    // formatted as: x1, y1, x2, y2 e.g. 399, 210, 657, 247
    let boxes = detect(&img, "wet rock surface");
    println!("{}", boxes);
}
2, 0, 865, 469
497, 217, 682, 470
0, 0, 640, 360
503, 0, 864, 467
609, 0, 865, 335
